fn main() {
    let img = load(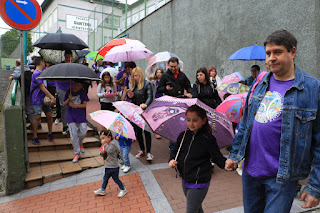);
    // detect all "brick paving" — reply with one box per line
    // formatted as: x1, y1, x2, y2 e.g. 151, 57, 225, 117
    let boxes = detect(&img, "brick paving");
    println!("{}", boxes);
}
0, 173, 154, 213
153, 167, 243, 213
